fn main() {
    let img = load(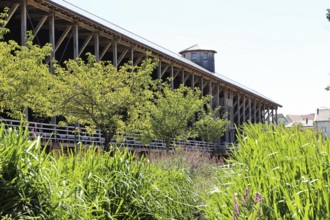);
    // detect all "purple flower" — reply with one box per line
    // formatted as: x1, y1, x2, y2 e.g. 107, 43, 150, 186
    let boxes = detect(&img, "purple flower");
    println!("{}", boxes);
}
254, 192, 262, 204
234, 194, 239, 214
245, 187, 249, 198
232, 214, 237, 220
